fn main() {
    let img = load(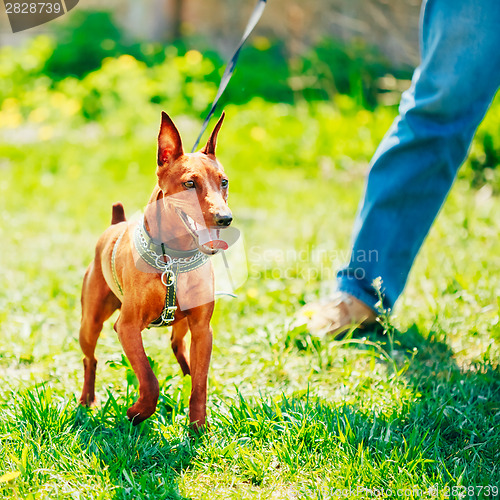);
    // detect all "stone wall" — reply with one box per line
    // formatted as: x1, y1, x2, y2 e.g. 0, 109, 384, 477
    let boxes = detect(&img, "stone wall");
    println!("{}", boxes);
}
181, 0, 421, 66
1, 0, 422, 67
